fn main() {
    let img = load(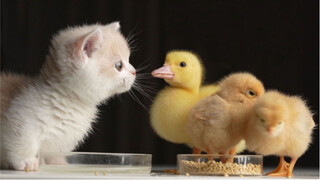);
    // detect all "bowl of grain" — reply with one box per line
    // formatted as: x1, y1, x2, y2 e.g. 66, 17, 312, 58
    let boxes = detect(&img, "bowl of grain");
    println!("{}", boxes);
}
178, 154, 263, 176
